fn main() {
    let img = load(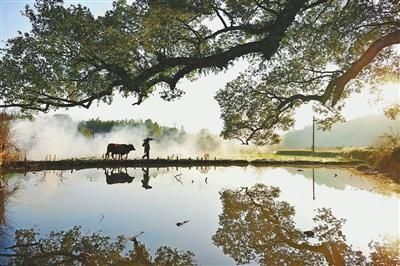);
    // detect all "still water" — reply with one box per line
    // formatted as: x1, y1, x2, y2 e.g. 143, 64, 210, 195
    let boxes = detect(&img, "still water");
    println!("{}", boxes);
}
1, 166, 399, 264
